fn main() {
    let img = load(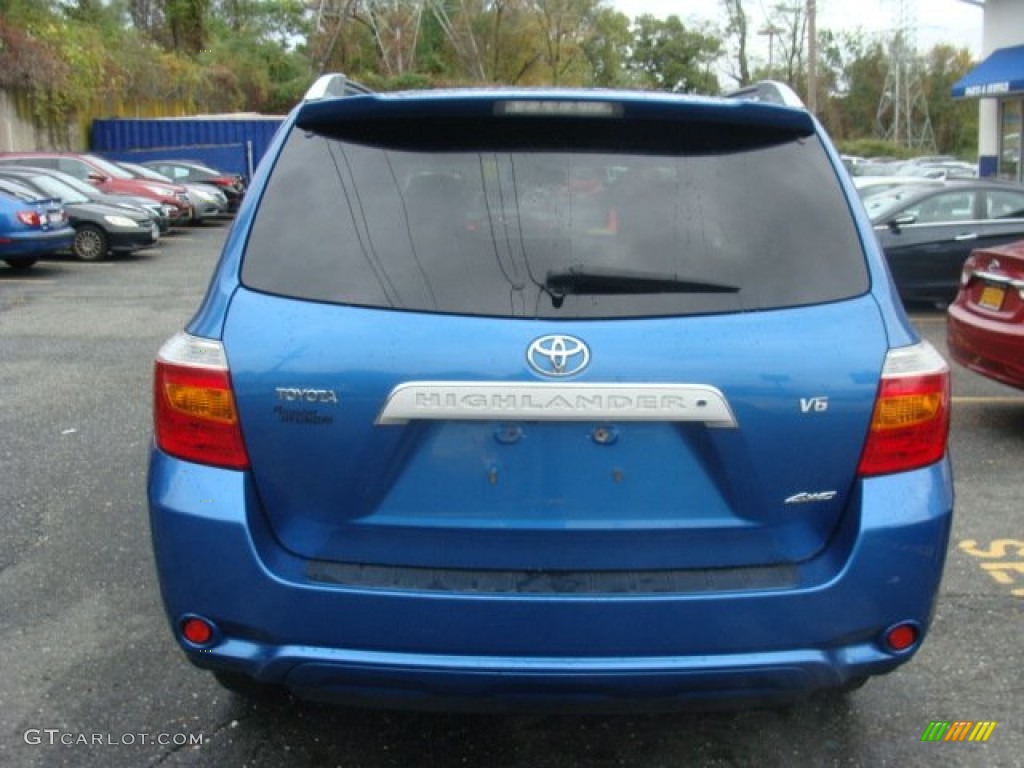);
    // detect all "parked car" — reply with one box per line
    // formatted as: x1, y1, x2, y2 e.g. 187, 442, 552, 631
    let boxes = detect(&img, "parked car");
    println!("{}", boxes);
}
117, 162, 228, 224
141, 159, 245, 212
947, 239, 1024, 390
897, 160, 974, 180
0, 152, 192, 223
0, 159, 174, 234
852, 176, 945, 199
0, 166, 176, 234
0, 185, 74, 270
0, 167, 158, 261
871, 180, 1024, 306
148, 77, 953, 710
